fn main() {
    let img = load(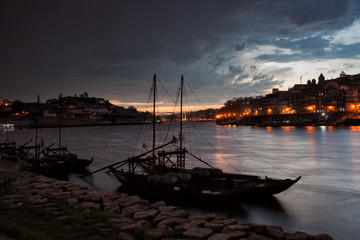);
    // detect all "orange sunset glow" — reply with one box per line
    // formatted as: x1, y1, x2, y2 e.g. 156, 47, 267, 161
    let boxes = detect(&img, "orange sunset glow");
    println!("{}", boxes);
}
110, 100, 222, 113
